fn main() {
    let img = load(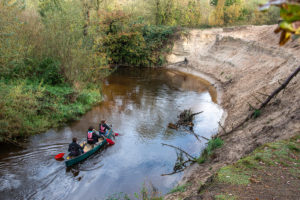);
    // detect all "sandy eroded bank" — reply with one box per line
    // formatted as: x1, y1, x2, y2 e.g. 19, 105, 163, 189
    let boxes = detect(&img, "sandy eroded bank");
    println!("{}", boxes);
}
165, 25, 300, 199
